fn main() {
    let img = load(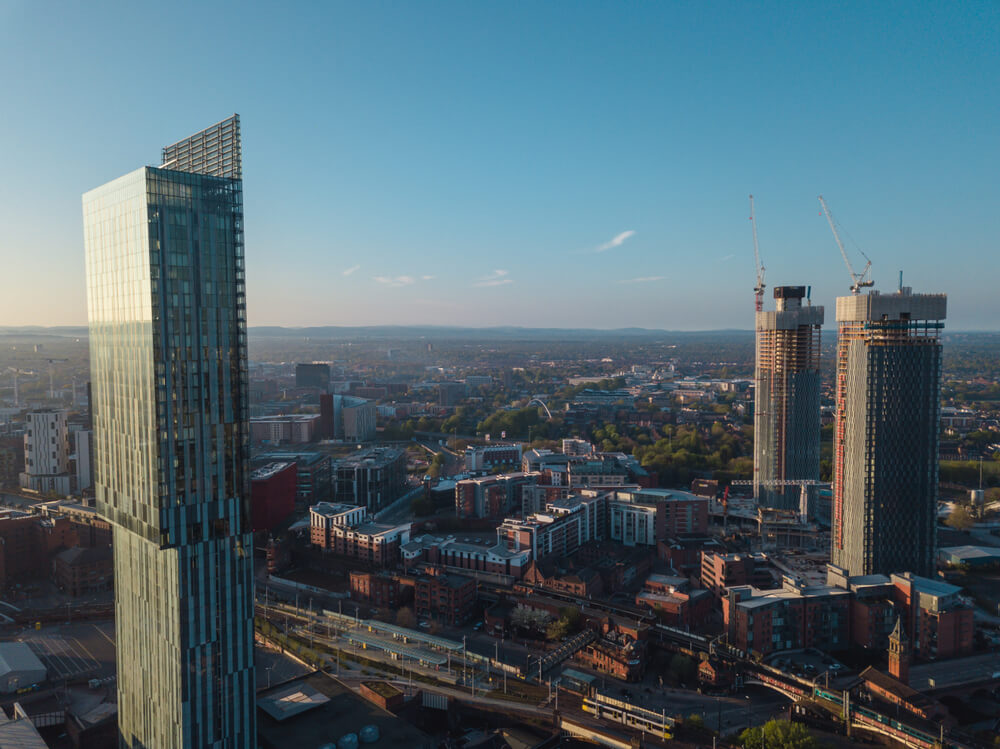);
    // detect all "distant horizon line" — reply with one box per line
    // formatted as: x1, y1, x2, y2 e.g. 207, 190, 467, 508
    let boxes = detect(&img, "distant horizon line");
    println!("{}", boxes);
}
1, 324, 998, 335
